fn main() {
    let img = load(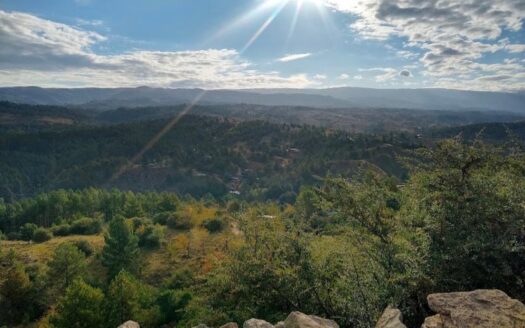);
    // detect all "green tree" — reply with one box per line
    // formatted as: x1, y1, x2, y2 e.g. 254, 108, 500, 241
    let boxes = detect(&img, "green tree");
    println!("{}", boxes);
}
48, 243, 87, 294
403, 139, 525, 297
105, 270, 141, 328
50, 278, 105, 328
0, 258, 36, 325
102, 216, 139, 279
